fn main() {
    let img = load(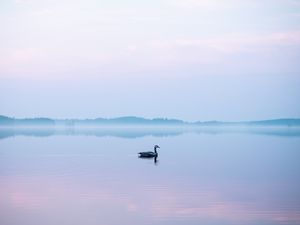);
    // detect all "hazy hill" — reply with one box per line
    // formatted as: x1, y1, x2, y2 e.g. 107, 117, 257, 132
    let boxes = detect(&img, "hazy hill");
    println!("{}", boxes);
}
195, 119, 300, 127
246, 119, 300, 126
0, 116, 299, 127
0, 116, 14, 125
0, 116, 55, 126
